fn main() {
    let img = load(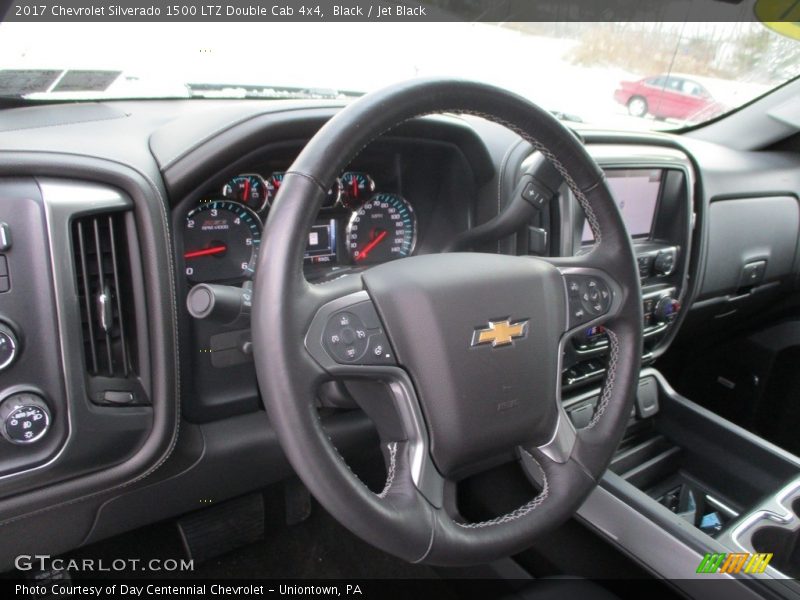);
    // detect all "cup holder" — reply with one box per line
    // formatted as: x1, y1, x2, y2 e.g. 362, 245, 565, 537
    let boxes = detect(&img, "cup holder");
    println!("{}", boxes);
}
751, 525, 800, 578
